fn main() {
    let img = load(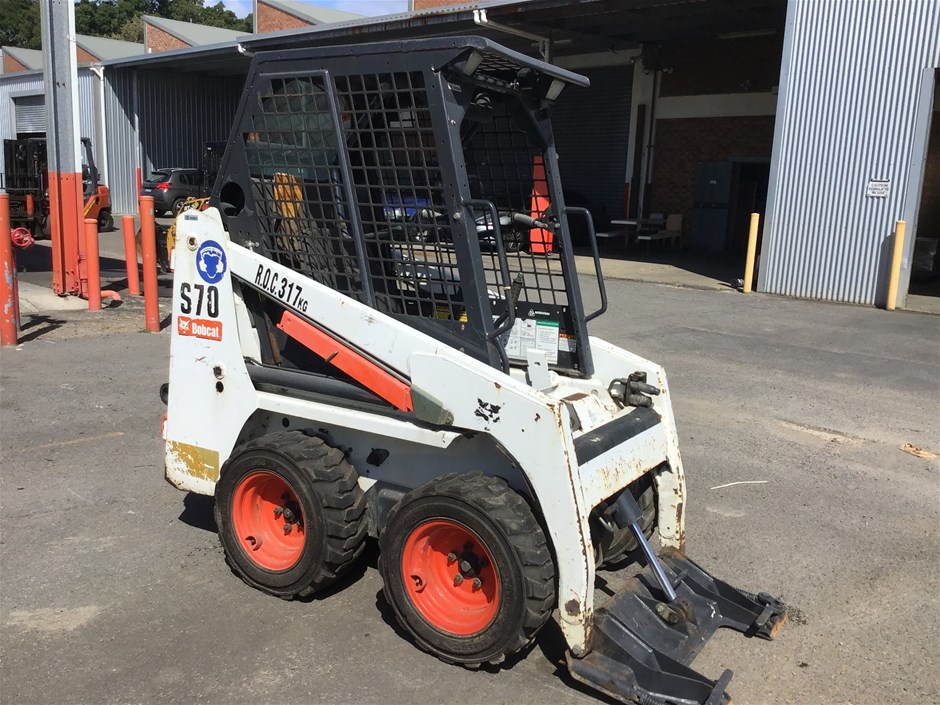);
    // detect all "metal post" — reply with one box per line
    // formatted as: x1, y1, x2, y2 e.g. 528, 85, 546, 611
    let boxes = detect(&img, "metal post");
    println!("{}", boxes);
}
886, 220, 906, 311
84, 218, 101, 311
122, 215, 141, 296
743, 212, 760, 293
140, 196, 160, 332
0, 194, 18, 346
40, 0, 84, 296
